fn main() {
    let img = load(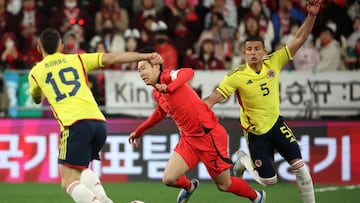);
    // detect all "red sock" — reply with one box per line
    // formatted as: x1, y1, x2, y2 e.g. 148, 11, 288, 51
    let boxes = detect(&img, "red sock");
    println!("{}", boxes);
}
172, 175, 192, 190
227, 176, 257, 201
